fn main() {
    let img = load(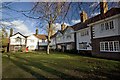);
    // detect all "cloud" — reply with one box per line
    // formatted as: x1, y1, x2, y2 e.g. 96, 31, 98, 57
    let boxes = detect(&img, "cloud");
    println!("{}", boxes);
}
90, 2, 99, 8
71, 19, 81, 24
0, 20, 34, 36
53, 22, 70, 31
91, 12, 100, 17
